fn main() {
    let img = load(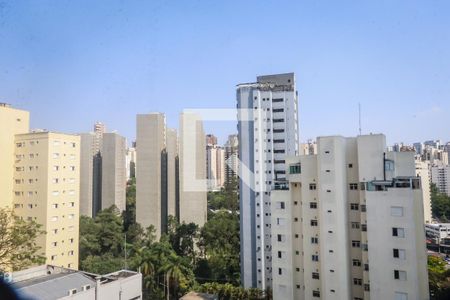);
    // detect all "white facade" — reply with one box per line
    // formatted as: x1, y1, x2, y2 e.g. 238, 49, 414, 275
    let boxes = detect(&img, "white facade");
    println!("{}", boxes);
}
271, 134, 429, 300
237, 73, 299, 289
416, 160, 432, 223
206, 143, 225, 191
